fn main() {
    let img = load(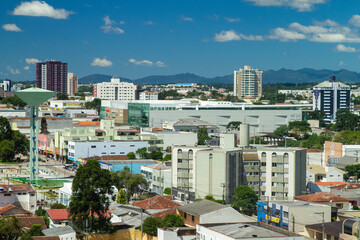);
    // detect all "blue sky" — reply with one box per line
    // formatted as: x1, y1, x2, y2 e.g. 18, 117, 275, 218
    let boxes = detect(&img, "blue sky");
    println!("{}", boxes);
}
2, 0, 360, 81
